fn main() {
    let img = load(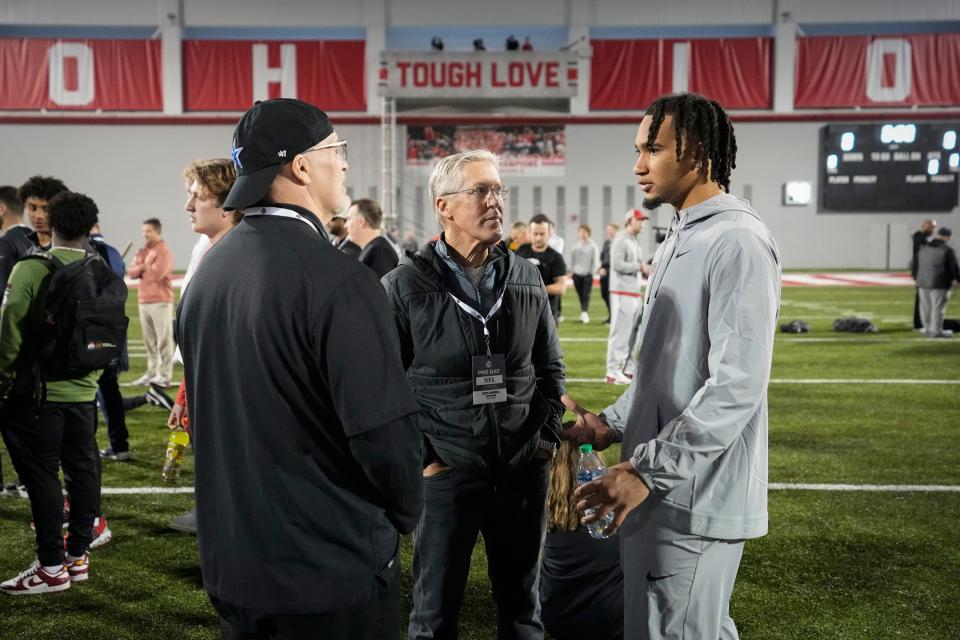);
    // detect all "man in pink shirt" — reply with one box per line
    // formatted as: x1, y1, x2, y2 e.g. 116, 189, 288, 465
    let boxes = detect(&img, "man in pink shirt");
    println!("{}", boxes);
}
127, 218, 174, 387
